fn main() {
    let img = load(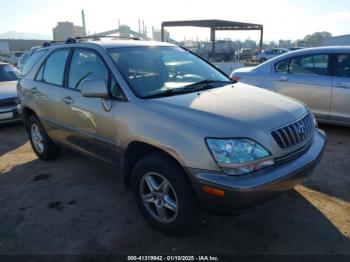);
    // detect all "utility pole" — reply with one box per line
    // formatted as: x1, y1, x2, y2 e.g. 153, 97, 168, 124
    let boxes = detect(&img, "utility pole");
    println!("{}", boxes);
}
81, 10, 87, 36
